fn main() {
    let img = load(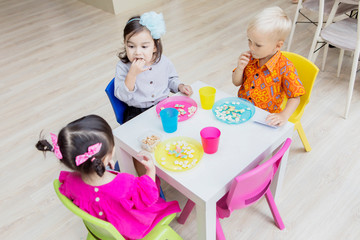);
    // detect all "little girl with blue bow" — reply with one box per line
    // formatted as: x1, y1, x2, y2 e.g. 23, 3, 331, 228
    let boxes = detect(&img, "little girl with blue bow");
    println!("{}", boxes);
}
114, 11, 193, 122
